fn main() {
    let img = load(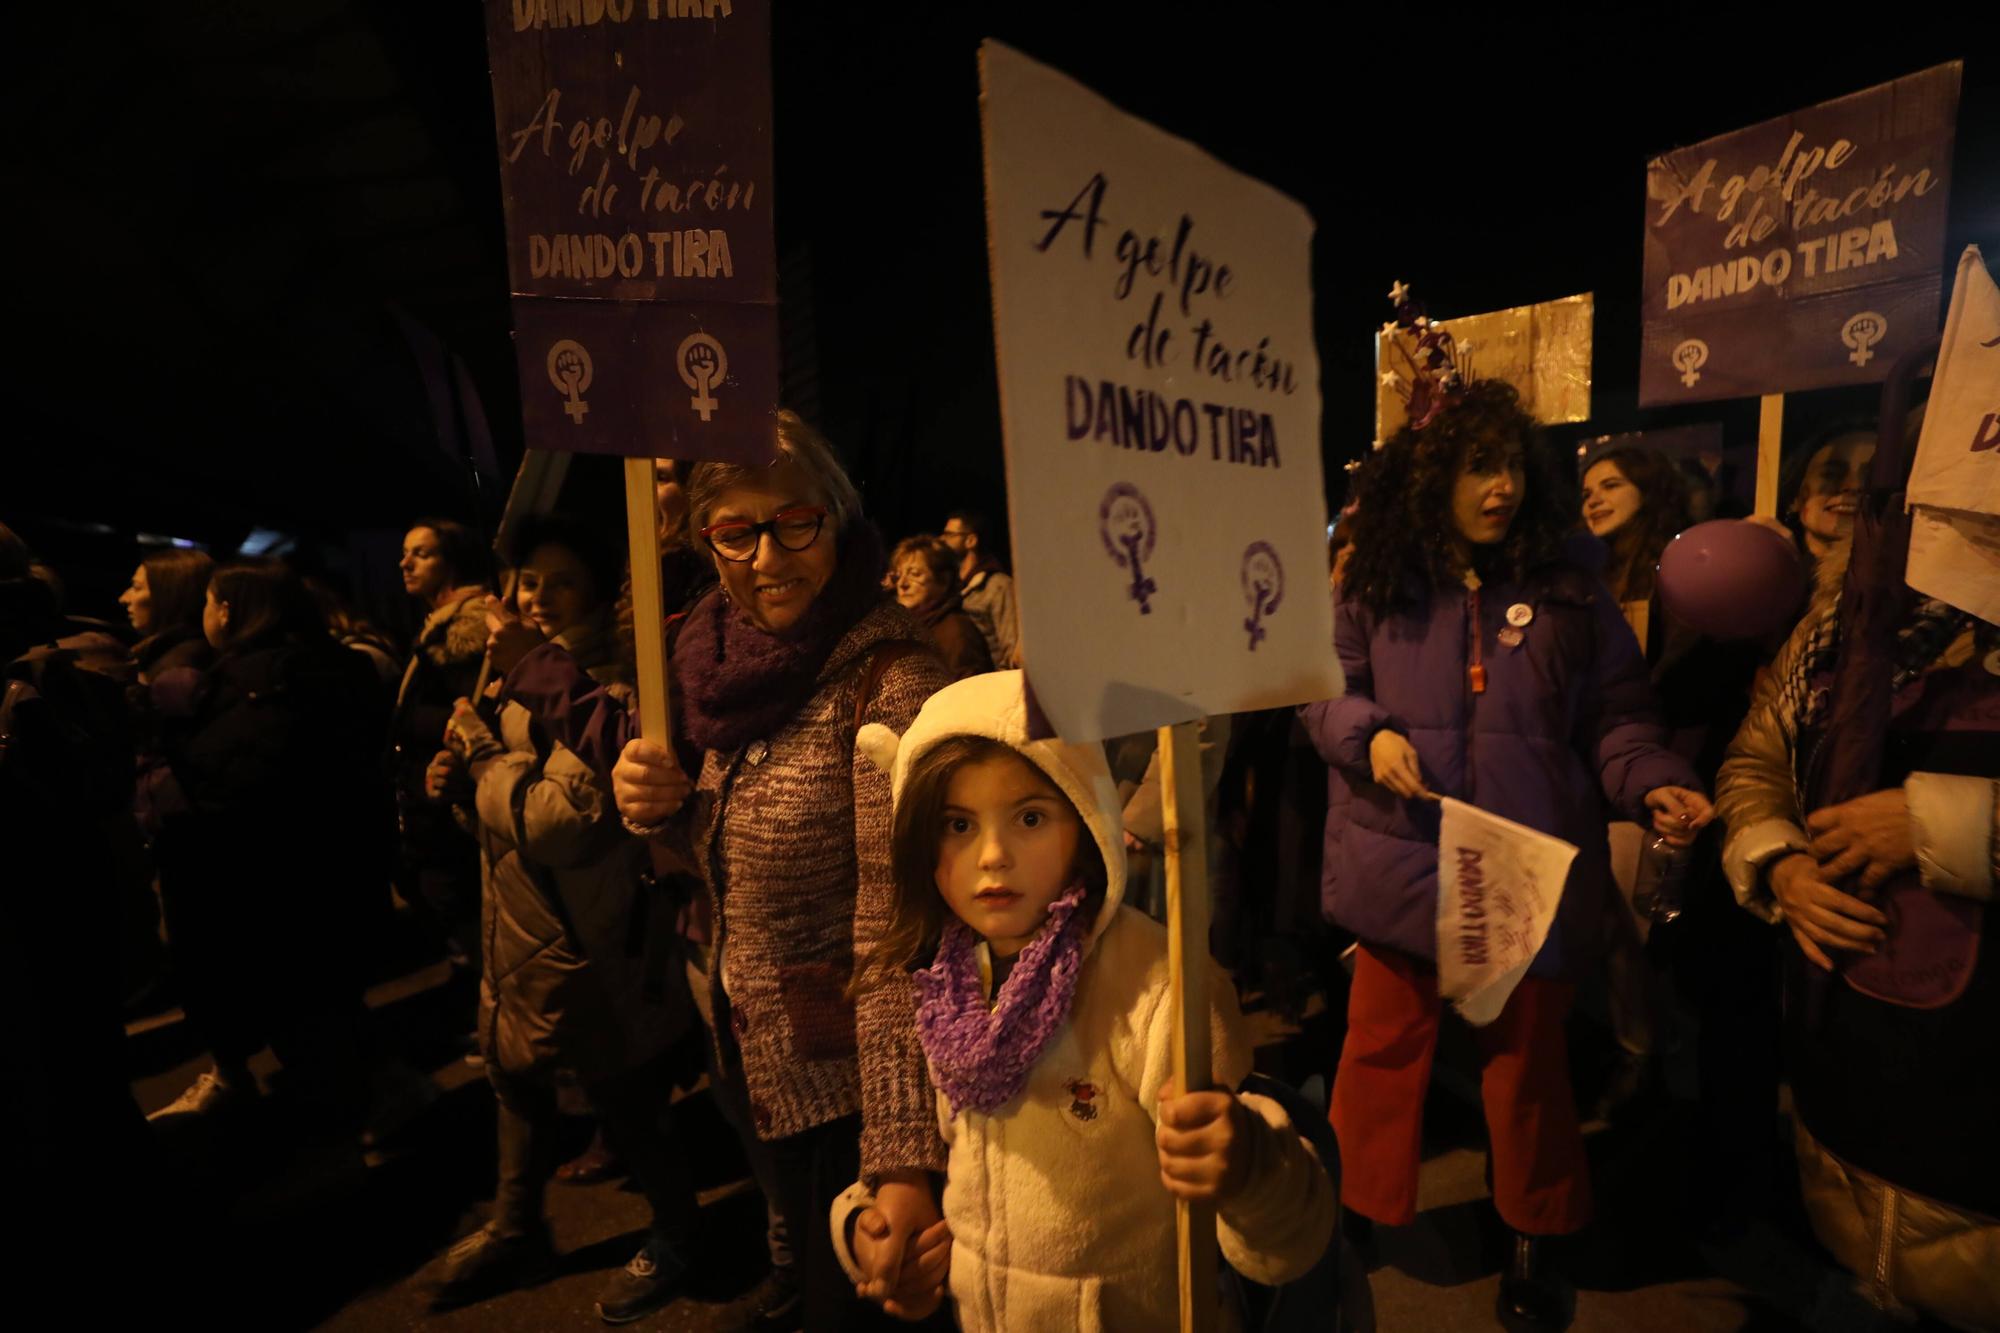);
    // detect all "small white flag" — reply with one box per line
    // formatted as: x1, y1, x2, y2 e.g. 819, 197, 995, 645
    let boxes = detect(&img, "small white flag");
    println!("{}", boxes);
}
1436, 798, 1578, 1027
1905, 245, 2000, 626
